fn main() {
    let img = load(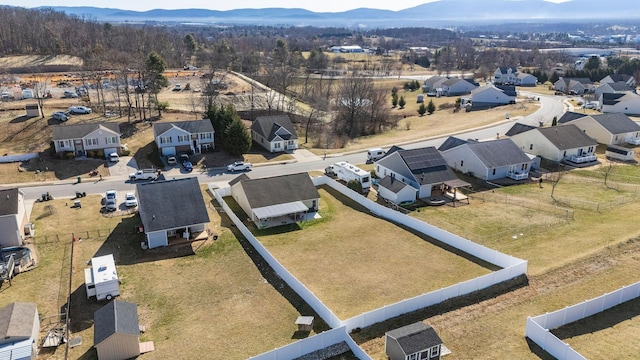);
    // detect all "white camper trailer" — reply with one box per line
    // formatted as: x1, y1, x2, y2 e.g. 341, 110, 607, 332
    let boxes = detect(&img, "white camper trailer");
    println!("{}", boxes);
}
367, 148, 386, 162
325, 161, 371, 191
85, 254, 120, 301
